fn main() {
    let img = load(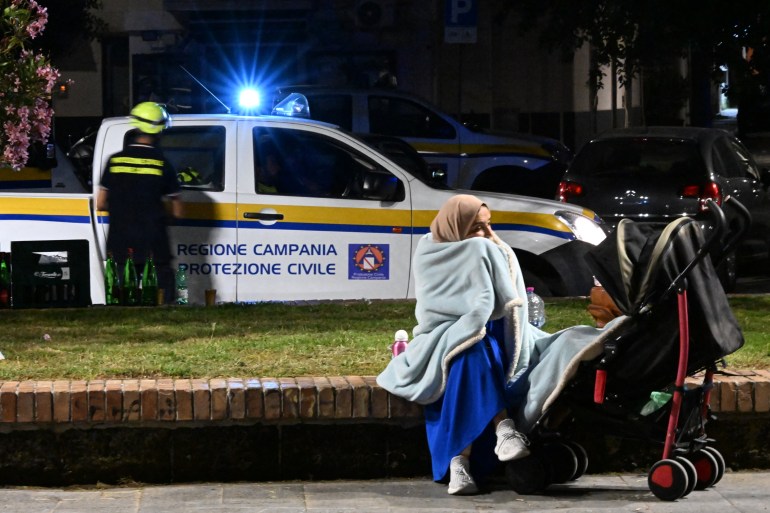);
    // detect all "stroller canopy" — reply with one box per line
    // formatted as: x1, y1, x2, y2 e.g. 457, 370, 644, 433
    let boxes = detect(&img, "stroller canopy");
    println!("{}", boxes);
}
585, 216, 744, 365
